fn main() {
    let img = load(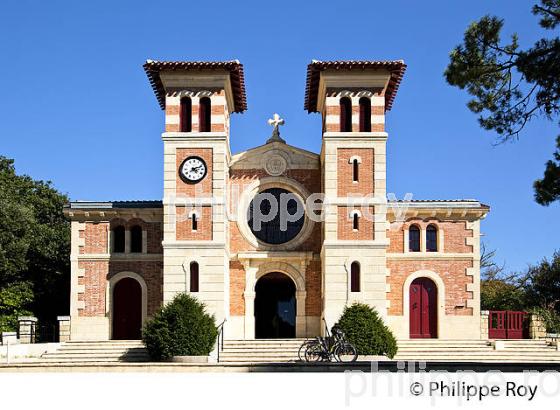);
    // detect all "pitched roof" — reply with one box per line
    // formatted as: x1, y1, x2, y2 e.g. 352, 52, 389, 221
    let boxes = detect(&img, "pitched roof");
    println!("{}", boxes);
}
395, 199, 490, 209
66, 200, 163, 209
304, 60, 407, 113
143, 60, 247, 112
